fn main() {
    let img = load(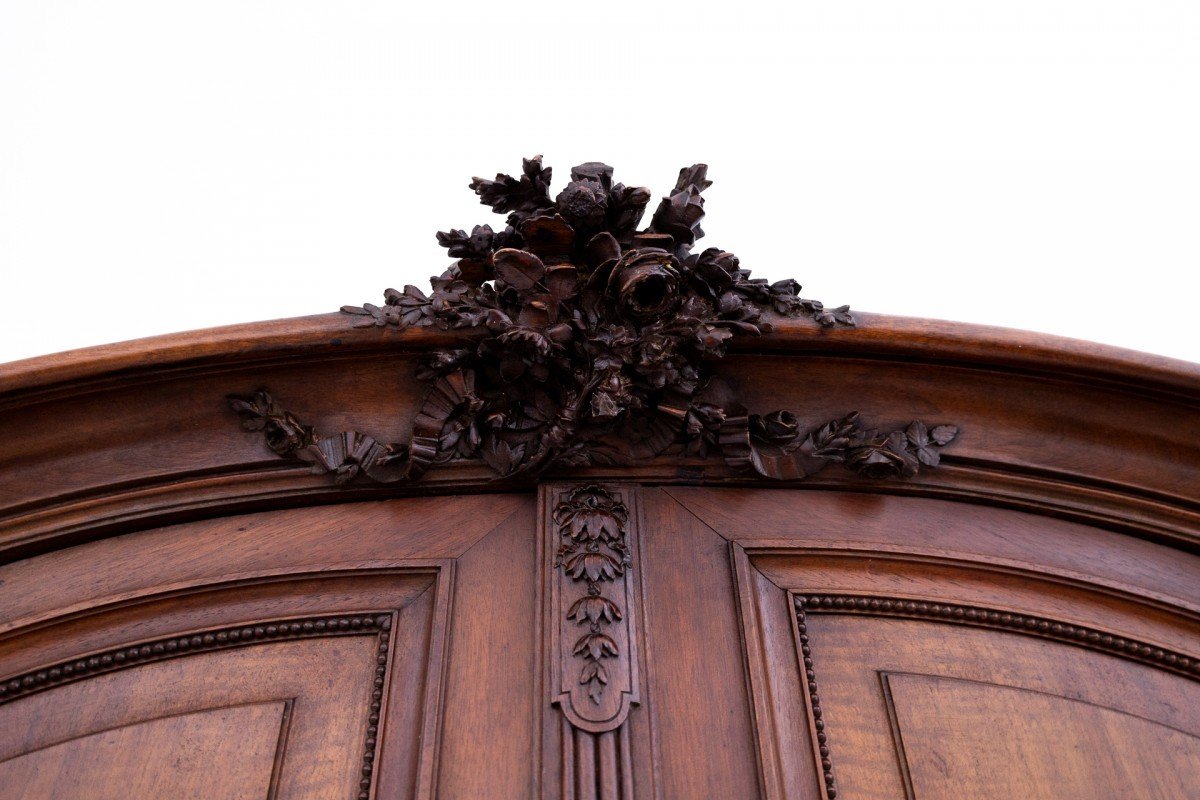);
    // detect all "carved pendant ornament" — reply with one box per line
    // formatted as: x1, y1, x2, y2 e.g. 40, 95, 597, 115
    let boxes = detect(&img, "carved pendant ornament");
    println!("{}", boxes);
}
229, 157, 958, 484
552, 486, 635, 721
541, 483, 646, 798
